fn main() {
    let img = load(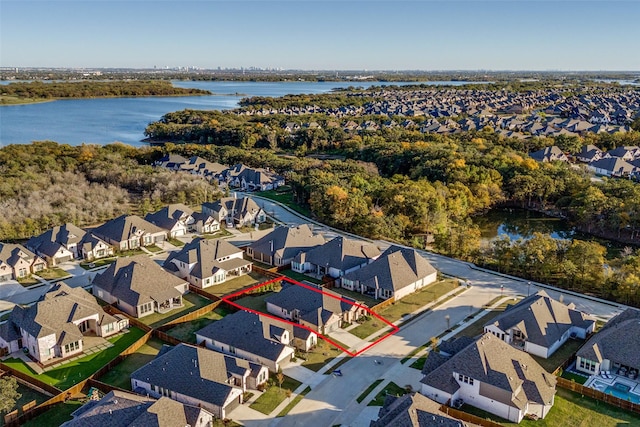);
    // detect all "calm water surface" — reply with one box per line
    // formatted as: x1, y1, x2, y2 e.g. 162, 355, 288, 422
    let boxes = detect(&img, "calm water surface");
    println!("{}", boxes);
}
0, 80, 481, 146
